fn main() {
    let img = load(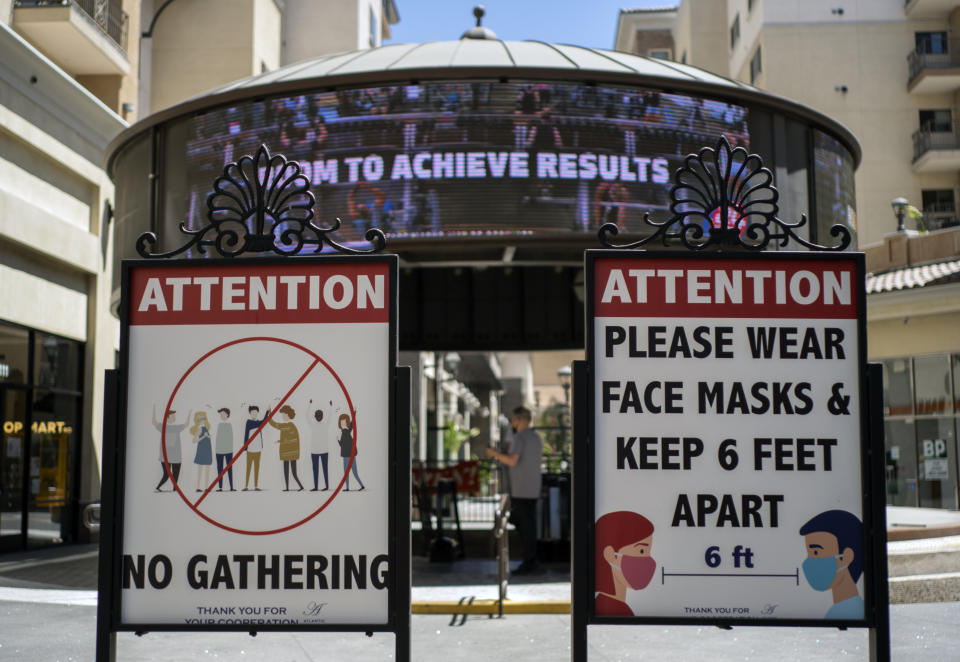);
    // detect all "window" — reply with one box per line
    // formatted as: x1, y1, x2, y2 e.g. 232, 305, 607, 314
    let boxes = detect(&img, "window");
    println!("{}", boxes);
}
748, 0, 756, 13
648, 49, 671, 60
916, 31, 948, 55
0, 324, 29, 384
749, 46, 762, 84
0, 320, 83, 550
922, 189, 955, 214
883, 358, 914, 416
914, 355, 953, 414
885, 418, 917, 507
33, 333, 81, 392
730, 14, 740, 50
813, 130, 857, 244
681, 50, 687, 64
919, 109, 952, 132
369, 7, 378, 48
921, 190, 958, 230
953, 354, 960, 411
